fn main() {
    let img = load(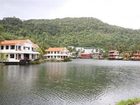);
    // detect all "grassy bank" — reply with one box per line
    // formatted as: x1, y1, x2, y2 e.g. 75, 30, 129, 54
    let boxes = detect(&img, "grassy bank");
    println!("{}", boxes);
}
116, 98, 140, 105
